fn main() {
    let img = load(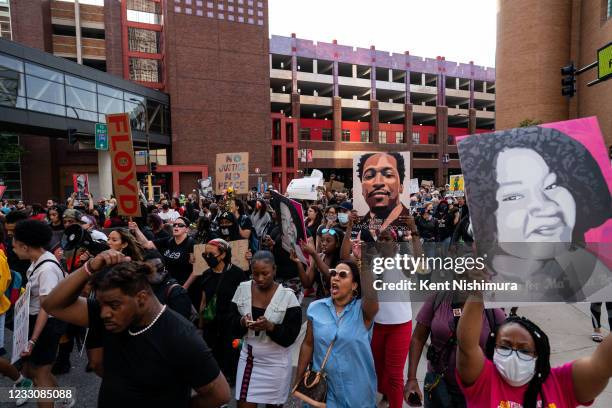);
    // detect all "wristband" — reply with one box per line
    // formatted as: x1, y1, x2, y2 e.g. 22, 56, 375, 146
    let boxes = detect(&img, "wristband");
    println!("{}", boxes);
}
84, 260, 93, 276
28, 339, 36, 346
